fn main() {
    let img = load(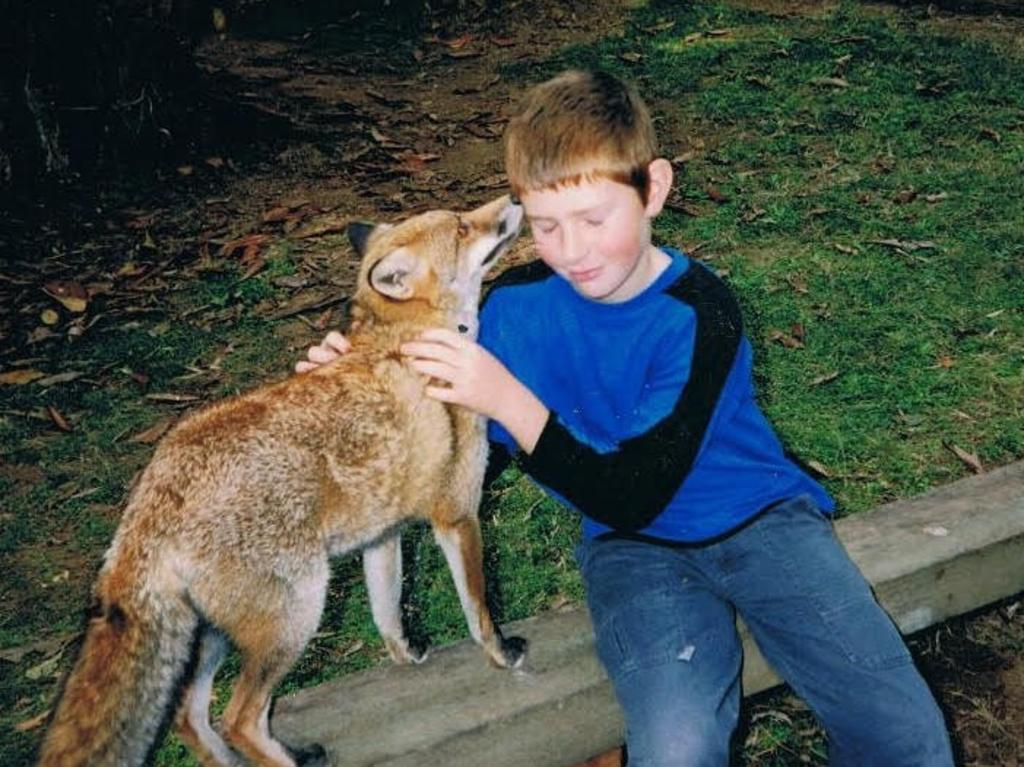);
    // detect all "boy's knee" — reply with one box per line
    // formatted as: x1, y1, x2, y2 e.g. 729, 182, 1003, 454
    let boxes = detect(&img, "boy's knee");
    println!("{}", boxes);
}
627, 711, 731, 767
